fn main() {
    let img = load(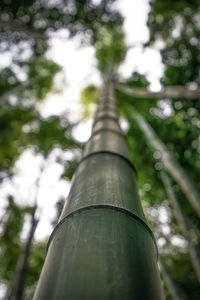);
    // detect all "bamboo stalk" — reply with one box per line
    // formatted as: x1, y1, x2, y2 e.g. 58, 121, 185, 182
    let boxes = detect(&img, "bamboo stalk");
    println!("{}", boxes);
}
33, 80, 165, 300
130, 108, 200, 218
159, 255, 182, 300
160, 171, 200, 282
